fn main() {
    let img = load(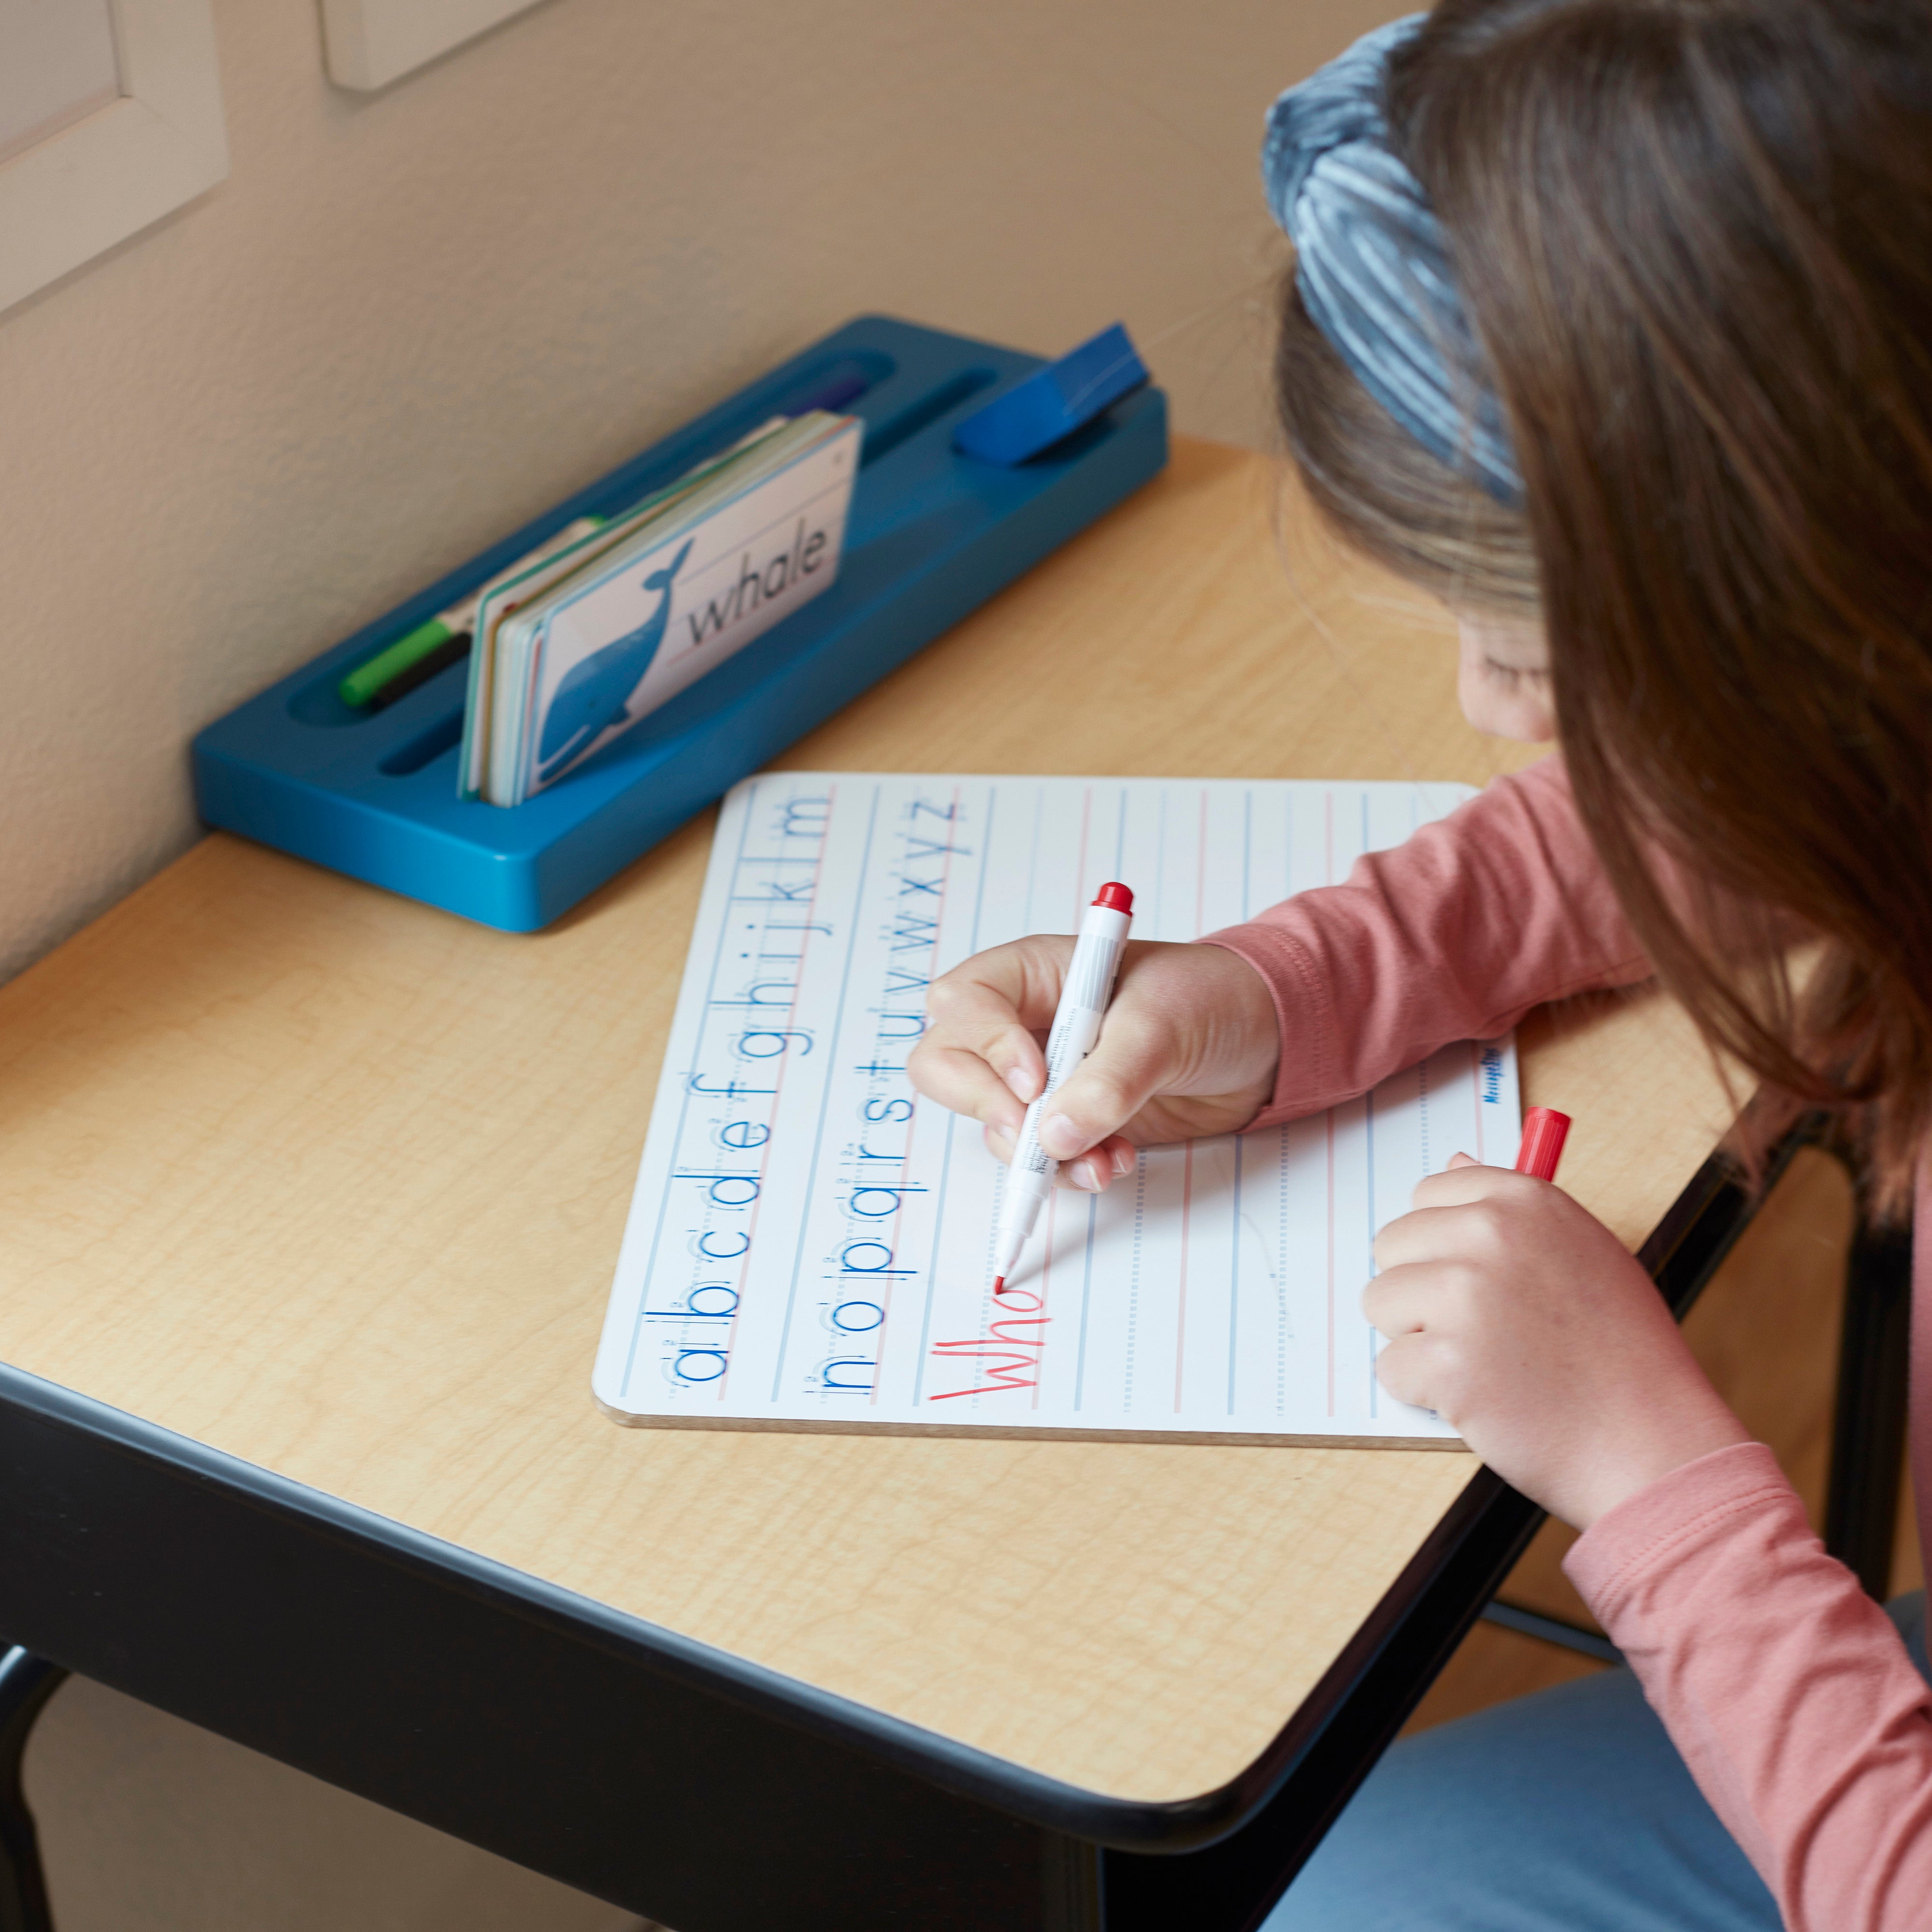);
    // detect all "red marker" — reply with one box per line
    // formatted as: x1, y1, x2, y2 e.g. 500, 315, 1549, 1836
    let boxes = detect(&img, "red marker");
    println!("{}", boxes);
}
1514, 1107, 1572, 1181
990, 882, 1136, 1290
